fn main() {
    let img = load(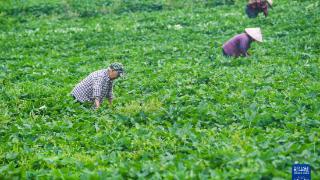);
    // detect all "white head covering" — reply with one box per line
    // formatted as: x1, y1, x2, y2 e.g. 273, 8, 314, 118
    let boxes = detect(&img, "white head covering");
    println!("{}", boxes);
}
245, 28, 263, 42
